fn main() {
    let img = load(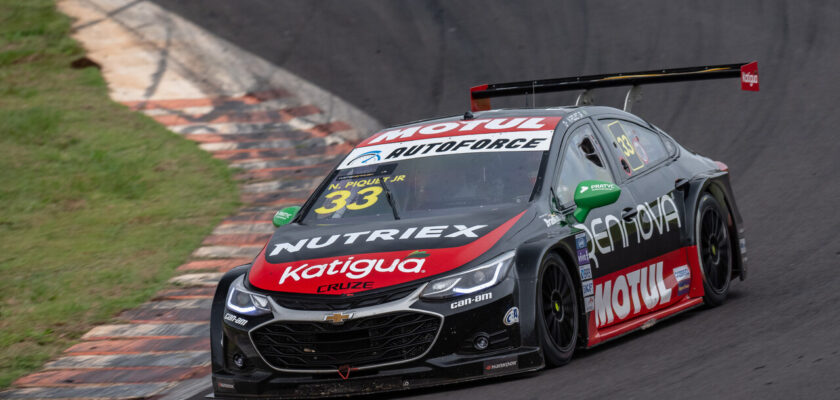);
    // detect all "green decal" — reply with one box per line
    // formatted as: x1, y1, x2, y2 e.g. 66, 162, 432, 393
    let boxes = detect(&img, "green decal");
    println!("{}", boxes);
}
406, 250, 430, 259
273, 206, 301, 227
572, 180, 621, 223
